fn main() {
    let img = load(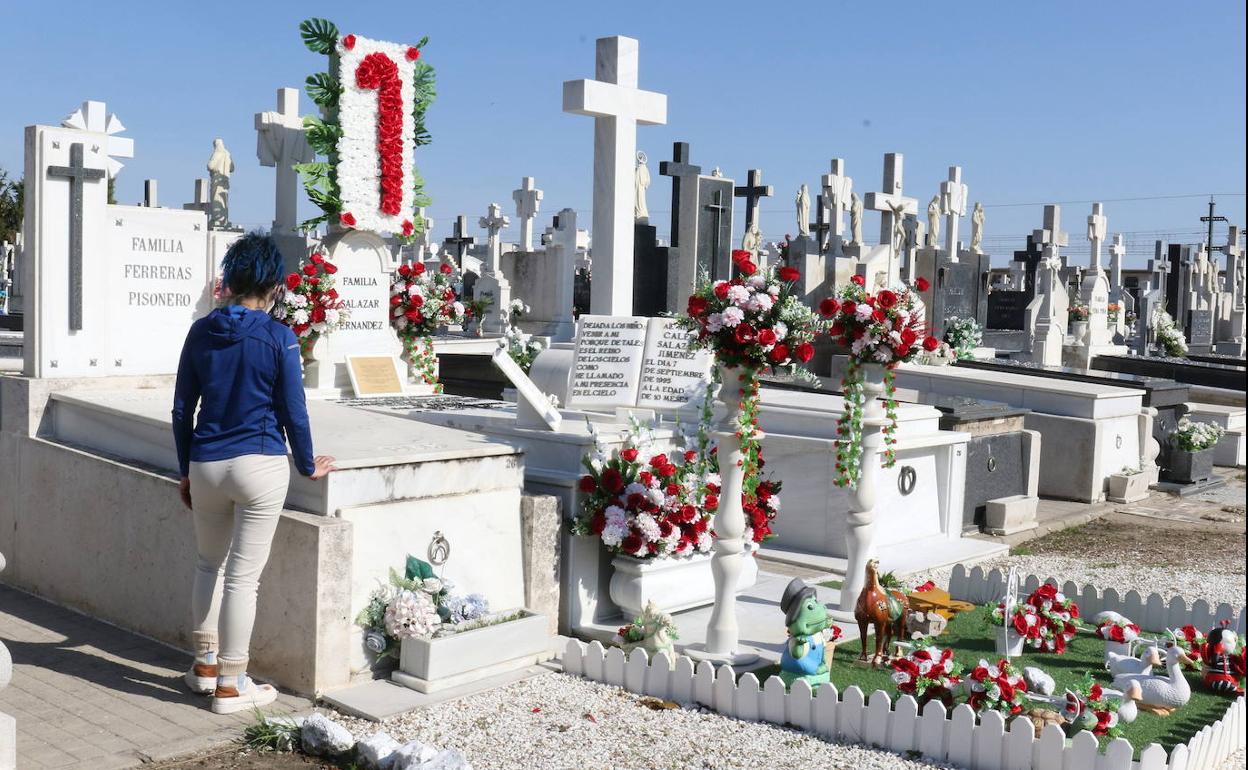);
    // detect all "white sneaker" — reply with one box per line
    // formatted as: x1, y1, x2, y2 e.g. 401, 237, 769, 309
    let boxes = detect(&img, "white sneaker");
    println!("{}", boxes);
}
184, 662, 218, 695
211, 676, 279, 714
